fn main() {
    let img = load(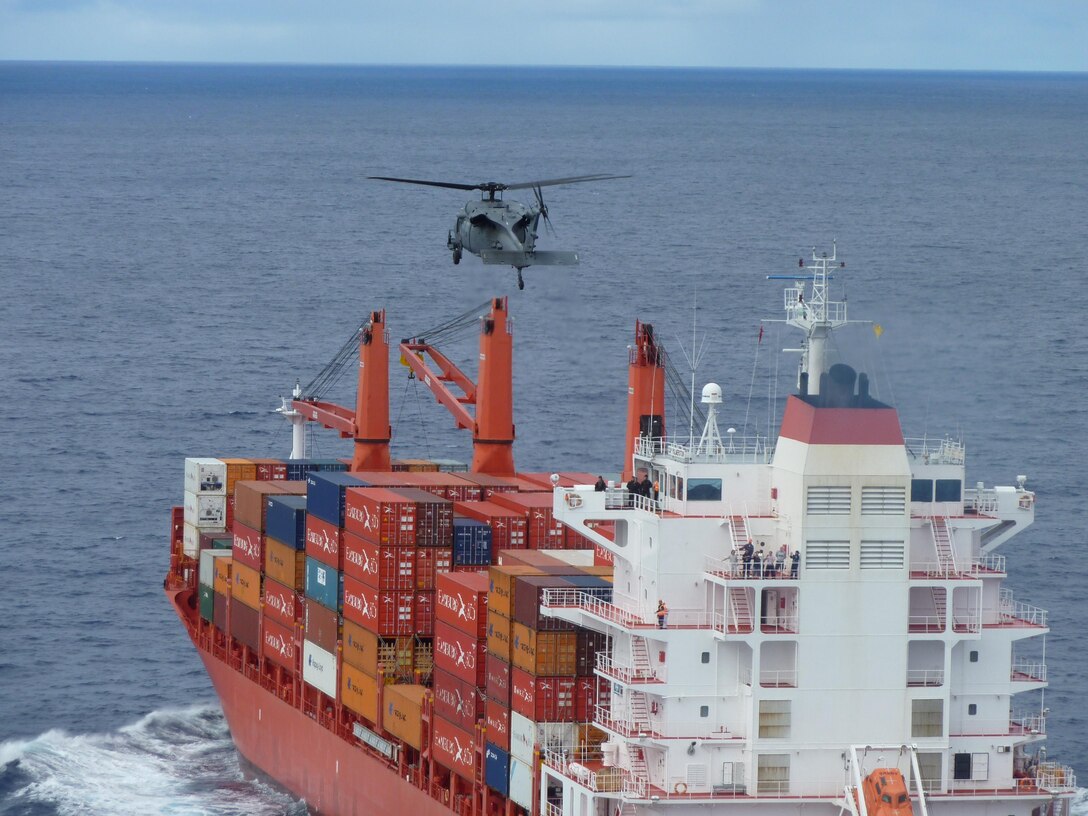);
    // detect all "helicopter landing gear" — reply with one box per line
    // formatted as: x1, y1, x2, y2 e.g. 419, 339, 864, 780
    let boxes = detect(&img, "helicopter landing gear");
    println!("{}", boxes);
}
516, 269, 525, 290
452, 246, 462, 265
